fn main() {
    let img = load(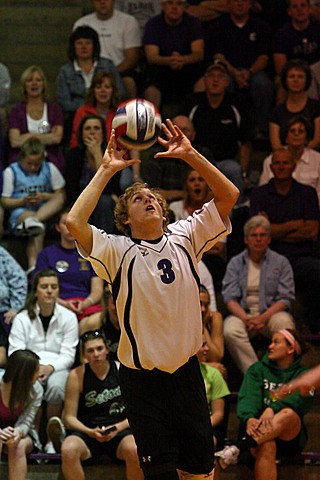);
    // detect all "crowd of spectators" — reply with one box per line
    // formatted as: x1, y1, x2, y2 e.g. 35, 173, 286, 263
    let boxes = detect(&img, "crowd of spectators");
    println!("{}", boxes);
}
0, 1, 319, 479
